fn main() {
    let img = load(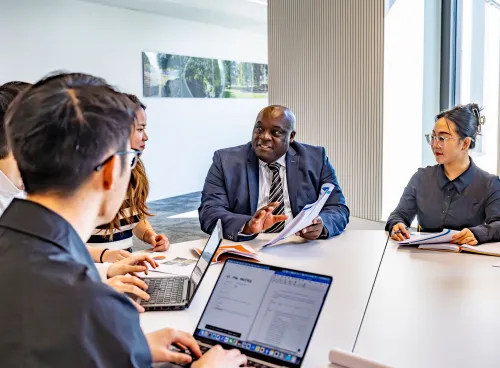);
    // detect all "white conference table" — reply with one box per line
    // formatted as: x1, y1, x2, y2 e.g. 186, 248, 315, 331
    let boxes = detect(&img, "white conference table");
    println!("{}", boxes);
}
139, 230, 387, 367
354, 241, 500, 368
